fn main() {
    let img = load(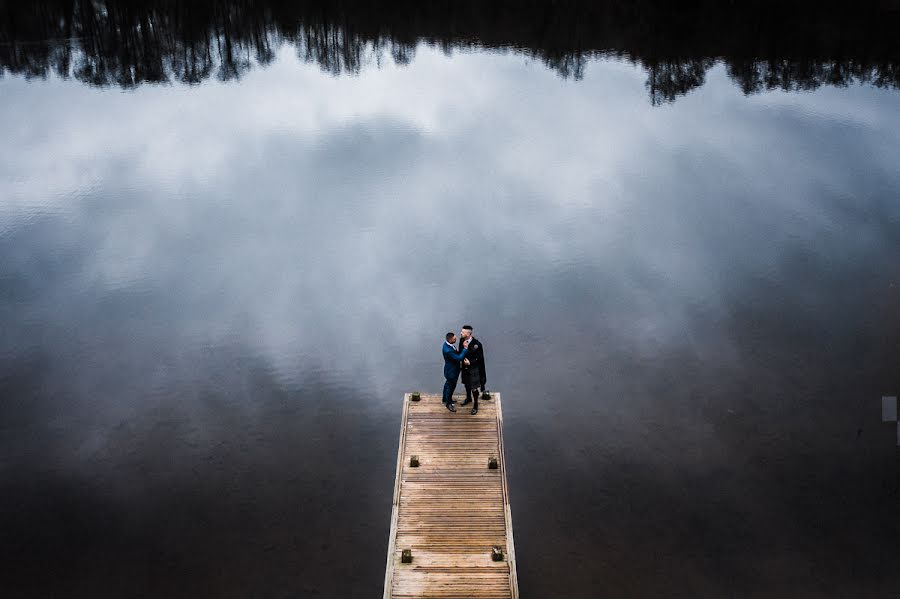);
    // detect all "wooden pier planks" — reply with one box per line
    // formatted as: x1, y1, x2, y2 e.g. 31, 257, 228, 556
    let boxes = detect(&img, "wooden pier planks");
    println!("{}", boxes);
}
383, 393, 518, 599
